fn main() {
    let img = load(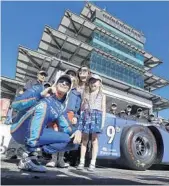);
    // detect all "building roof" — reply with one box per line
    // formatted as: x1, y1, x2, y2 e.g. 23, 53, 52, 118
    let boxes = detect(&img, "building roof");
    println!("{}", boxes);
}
144, 71, 169, 91
152, 97, 169, 111
0, 76, 24, 99
58, 10, 162, 71
38, 26, 93, 66
16, 47, 52, 82
15, 47, 169, 111
80, 2, 145, 43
